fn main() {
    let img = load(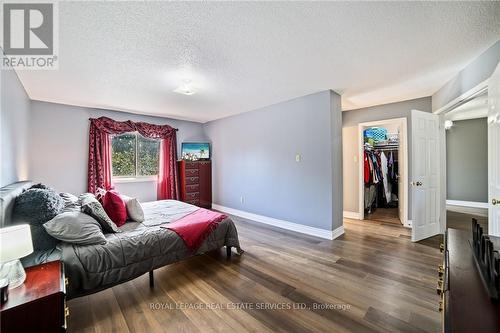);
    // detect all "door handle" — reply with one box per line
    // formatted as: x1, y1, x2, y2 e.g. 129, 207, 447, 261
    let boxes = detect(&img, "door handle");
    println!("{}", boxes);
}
416, 182, 422, 186
411, 181, 423, 186
493, 199, 499, 206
